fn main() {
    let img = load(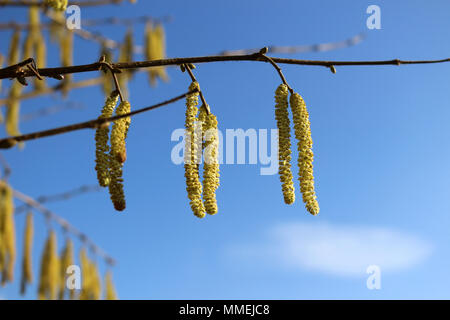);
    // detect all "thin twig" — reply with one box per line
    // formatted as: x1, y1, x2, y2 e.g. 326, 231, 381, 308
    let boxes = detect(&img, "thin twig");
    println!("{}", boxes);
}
258, 48, 293, 93
1, 51, 449, 80
0, 154, 12, 180
2, 181, 116, 266
0, 77, 102, 107
14, 184, 101, 214
183, 64, 208, 113
0, 89, 198, 148
219, 32, 366, 56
